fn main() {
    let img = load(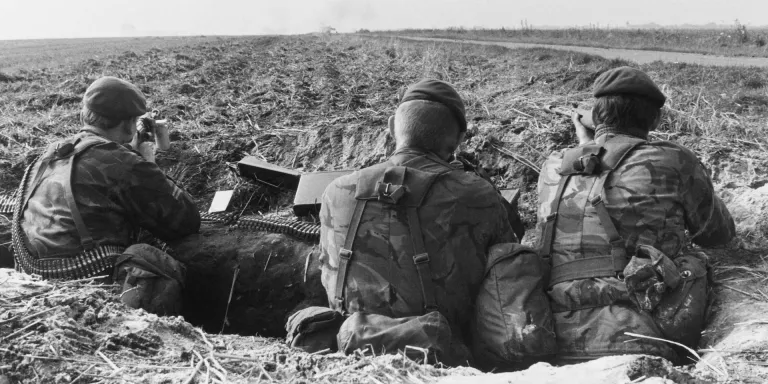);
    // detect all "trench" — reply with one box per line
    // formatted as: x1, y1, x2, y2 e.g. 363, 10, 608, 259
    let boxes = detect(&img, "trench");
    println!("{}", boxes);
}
170, 226, 328, 338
